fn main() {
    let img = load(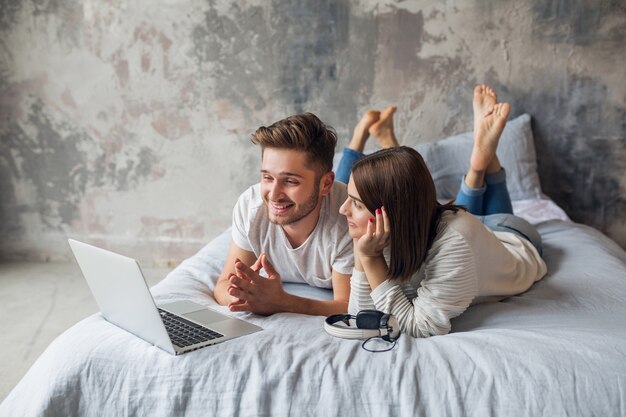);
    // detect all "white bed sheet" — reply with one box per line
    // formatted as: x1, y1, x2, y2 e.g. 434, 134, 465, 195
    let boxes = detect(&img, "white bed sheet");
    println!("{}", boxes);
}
2, 198, 625, 417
